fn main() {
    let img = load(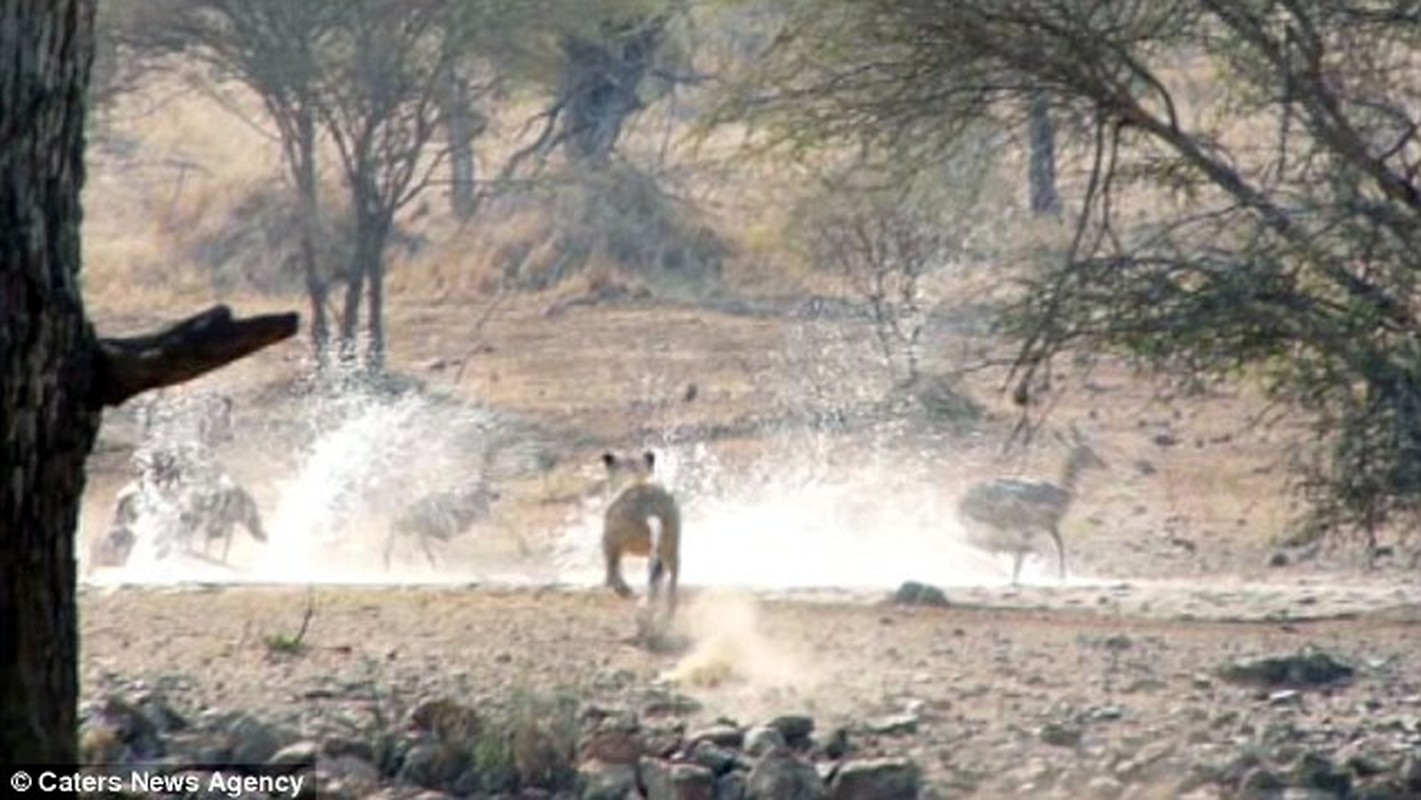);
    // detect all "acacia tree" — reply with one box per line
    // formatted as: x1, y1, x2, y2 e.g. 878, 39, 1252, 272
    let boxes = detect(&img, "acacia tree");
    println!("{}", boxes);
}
145, 1, 341, 366
723, 0, 1421, 546
316, 0, 497, 372
124, 0, 510, 373
1, 0, 297, 765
